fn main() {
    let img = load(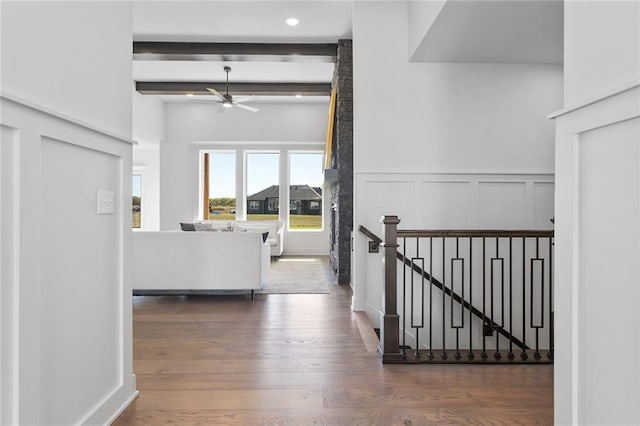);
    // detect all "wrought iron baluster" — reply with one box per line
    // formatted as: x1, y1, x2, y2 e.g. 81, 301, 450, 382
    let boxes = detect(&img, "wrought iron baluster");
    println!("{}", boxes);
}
402, 238, 407, 358
441, 237, 447, 360
468, 236, 474, 360
429, 237, 433, 360
521, 236, 528, 360
412, 238, 423, 358
532, 236, 542, 361
494, 237, 502, 360
452, 237, 463, 360
508, 237, 514, 360
482, 237, 487, 360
